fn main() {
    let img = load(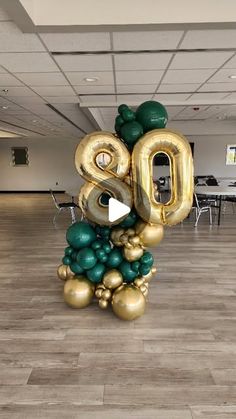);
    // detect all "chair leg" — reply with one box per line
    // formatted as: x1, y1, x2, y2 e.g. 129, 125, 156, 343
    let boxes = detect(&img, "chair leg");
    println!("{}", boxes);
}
209, 207, 212, 225
195, 209, 201, 227
53, 208, 62, 224
70, 207, 76, 224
